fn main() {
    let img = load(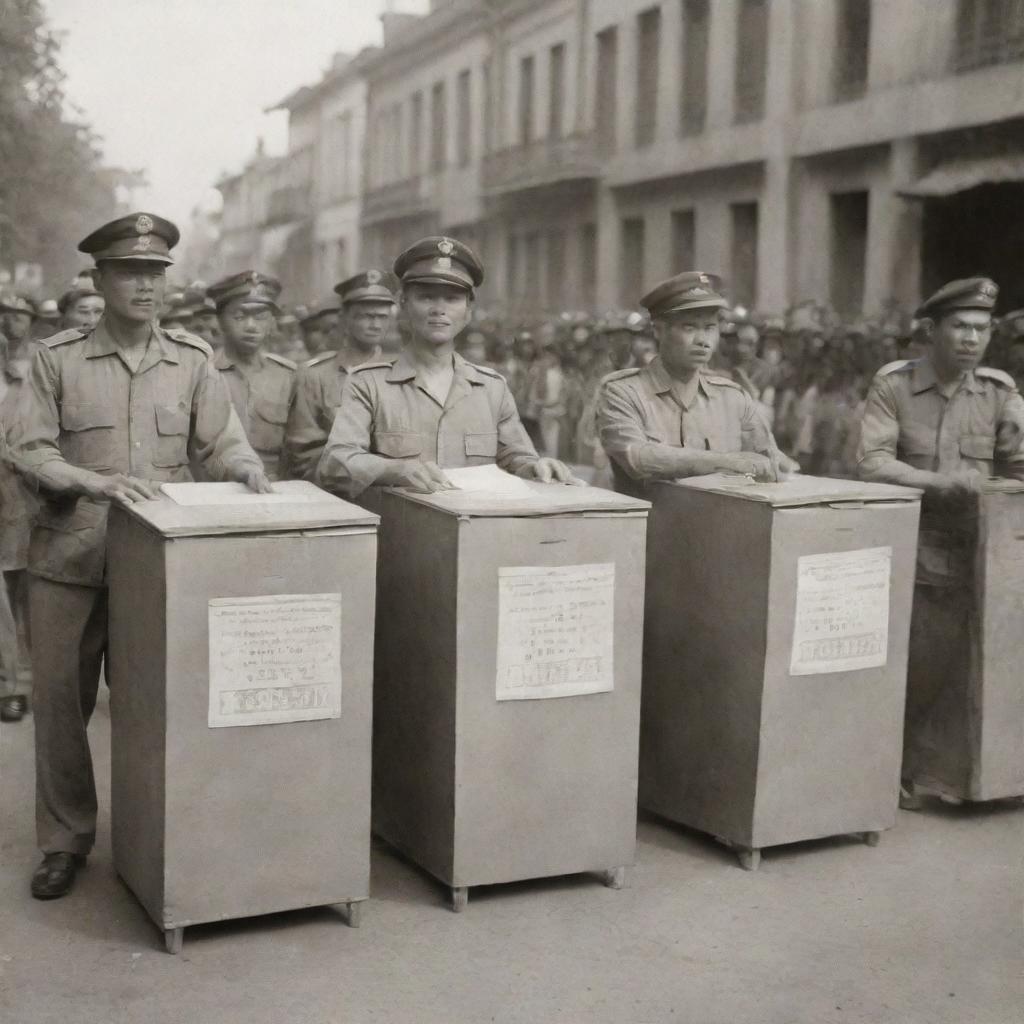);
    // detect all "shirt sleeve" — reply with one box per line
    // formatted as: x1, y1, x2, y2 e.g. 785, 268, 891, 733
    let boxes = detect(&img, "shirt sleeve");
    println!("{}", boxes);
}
190, 358, 264, 480
284, 368, 330, 482
315, 373, 391, 497
995, 387, 1024, 478
495, 380, 541, 476
738, 391, 782, 457
856, 376, 903, 479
